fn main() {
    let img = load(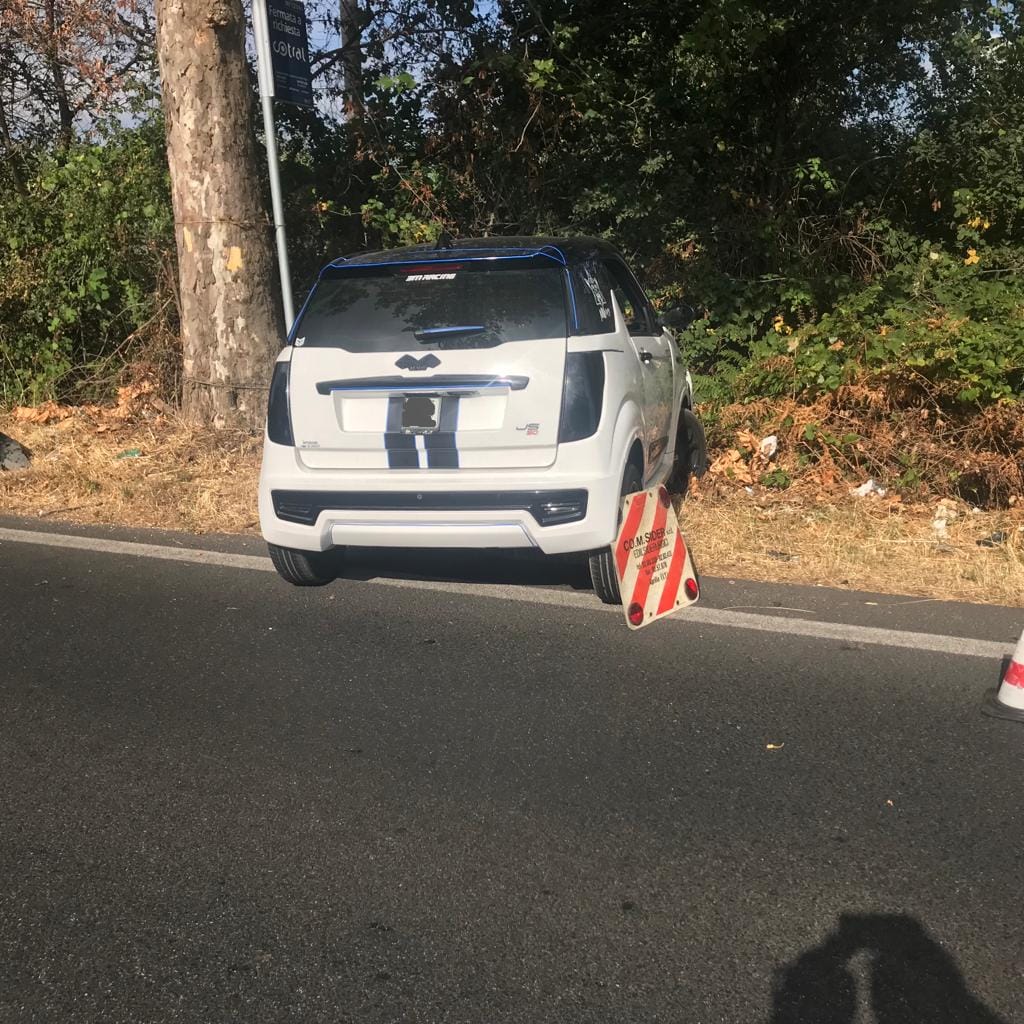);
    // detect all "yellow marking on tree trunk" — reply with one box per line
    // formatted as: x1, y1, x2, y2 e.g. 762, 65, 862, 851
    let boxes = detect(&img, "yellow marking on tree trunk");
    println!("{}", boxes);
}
227, 245, 243, 271
183, 226, 194, 253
